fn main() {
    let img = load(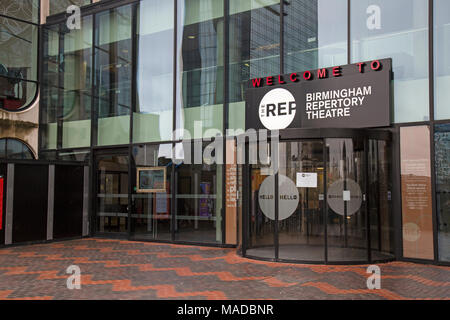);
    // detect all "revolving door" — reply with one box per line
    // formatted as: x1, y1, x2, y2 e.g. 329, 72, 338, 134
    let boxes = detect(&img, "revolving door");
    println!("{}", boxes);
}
241, 129, 395, 264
